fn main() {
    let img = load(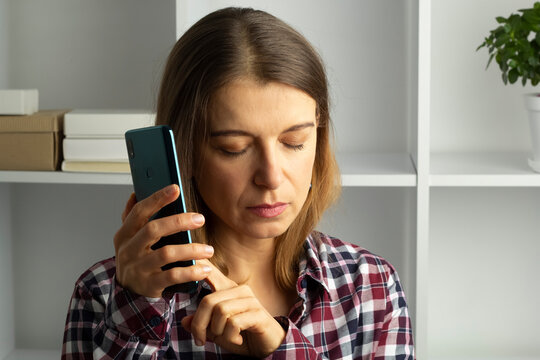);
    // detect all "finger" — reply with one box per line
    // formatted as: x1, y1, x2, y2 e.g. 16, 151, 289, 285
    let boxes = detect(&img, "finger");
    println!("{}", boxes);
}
181, 315, 194, 332
148, 263, 212, 297
221, 319, 245, 346
190, 286, 252, 345
210, 297, 259, 337
121, 192, 137, 223
197, 259, 237, 291
142, 243, 214, 272
120, 184, 180, 238
131, 212, 205, 251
